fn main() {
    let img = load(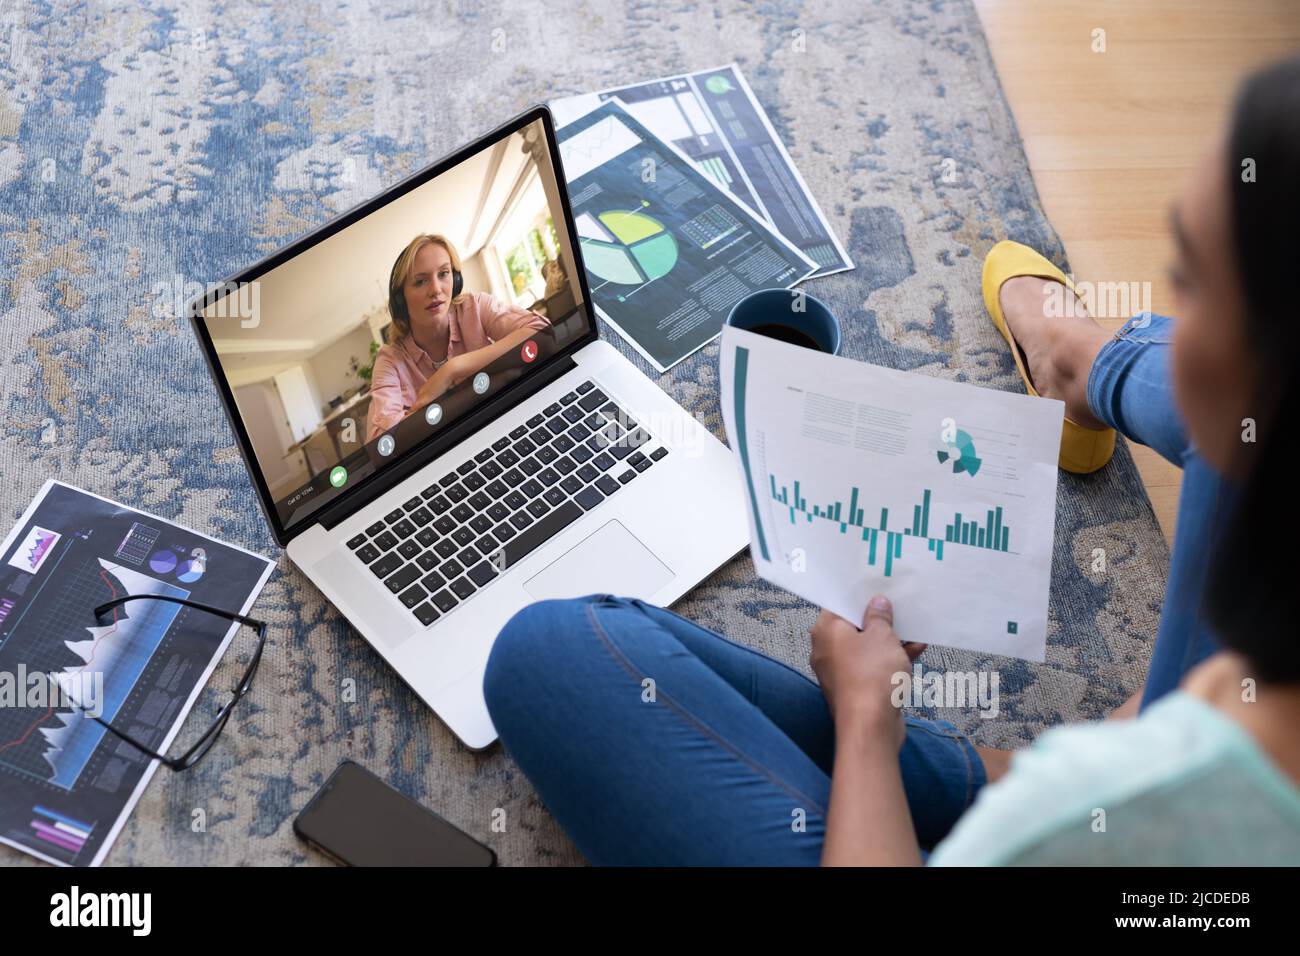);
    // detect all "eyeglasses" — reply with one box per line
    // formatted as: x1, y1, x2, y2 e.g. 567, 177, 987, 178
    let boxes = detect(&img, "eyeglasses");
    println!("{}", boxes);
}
77, 595, 267, 772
